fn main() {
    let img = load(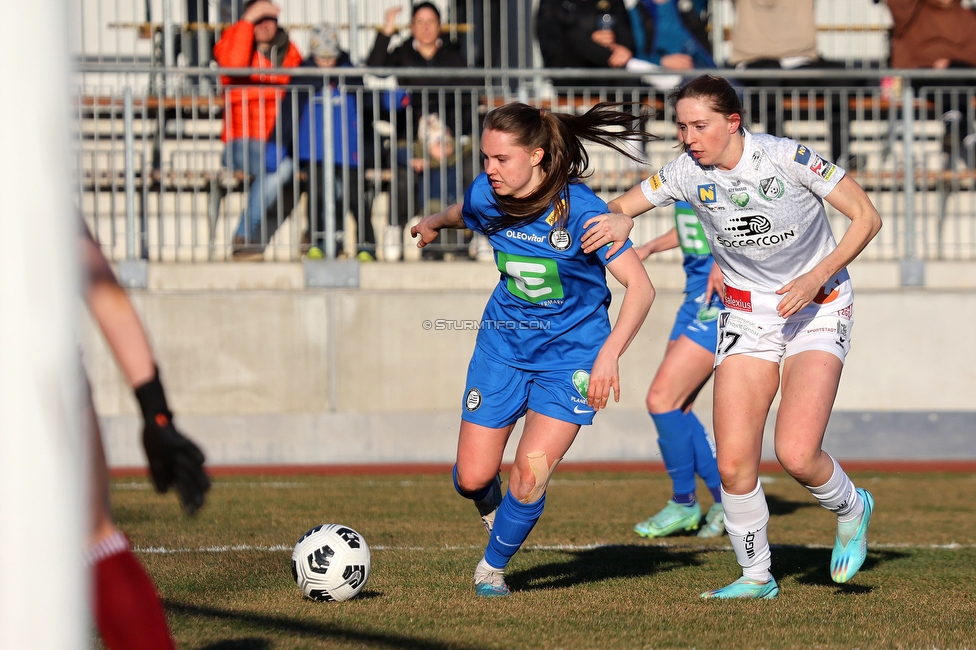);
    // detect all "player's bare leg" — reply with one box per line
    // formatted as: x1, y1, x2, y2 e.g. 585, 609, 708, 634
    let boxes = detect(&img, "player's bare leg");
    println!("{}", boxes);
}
701, 355, 780, 599
474, 411, 580, 597
778, 350, 872, 583
455, 421, 516, 534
